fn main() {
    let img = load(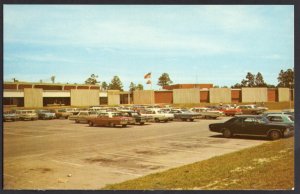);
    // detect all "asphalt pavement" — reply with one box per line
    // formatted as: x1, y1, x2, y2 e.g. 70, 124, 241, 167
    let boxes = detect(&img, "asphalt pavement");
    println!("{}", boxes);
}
3, 118, 269, 189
